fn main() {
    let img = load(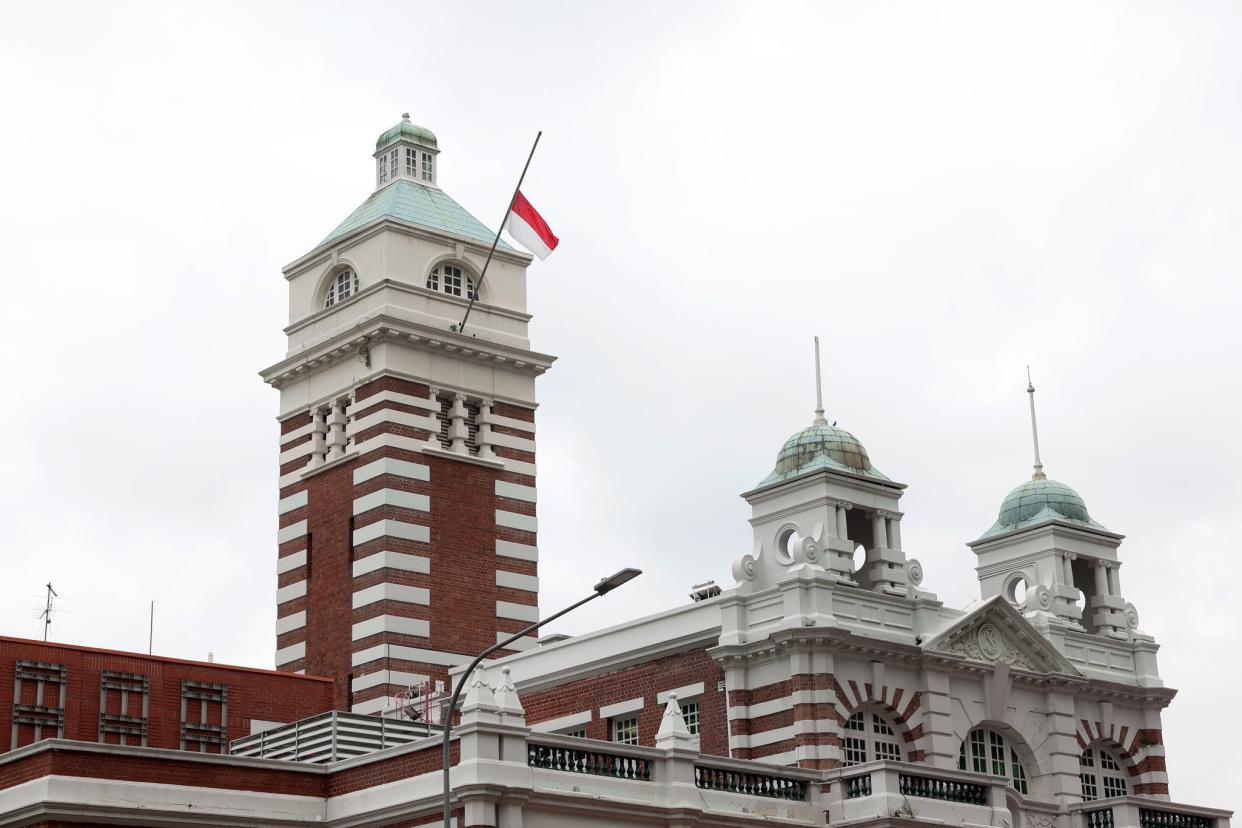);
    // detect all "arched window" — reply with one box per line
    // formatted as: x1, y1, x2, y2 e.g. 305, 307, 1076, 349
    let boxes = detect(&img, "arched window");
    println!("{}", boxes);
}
325, 268, 359, 308
426, 264, 477, 300
842, 708, 903, 765
1080, 746, 1128, 800
959, 728, 1030, 795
